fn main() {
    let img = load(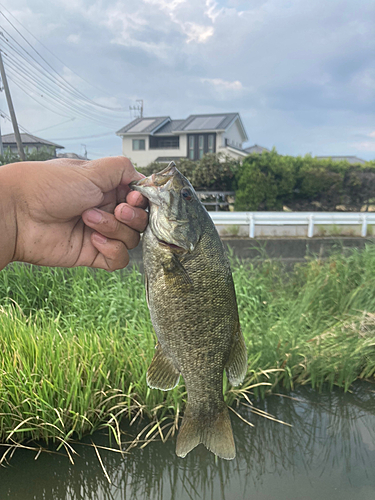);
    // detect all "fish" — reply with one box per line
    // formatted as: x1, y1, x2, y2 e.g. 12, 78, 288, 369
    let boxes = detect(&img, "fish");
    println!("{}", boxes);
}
131, 162, 247, 460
